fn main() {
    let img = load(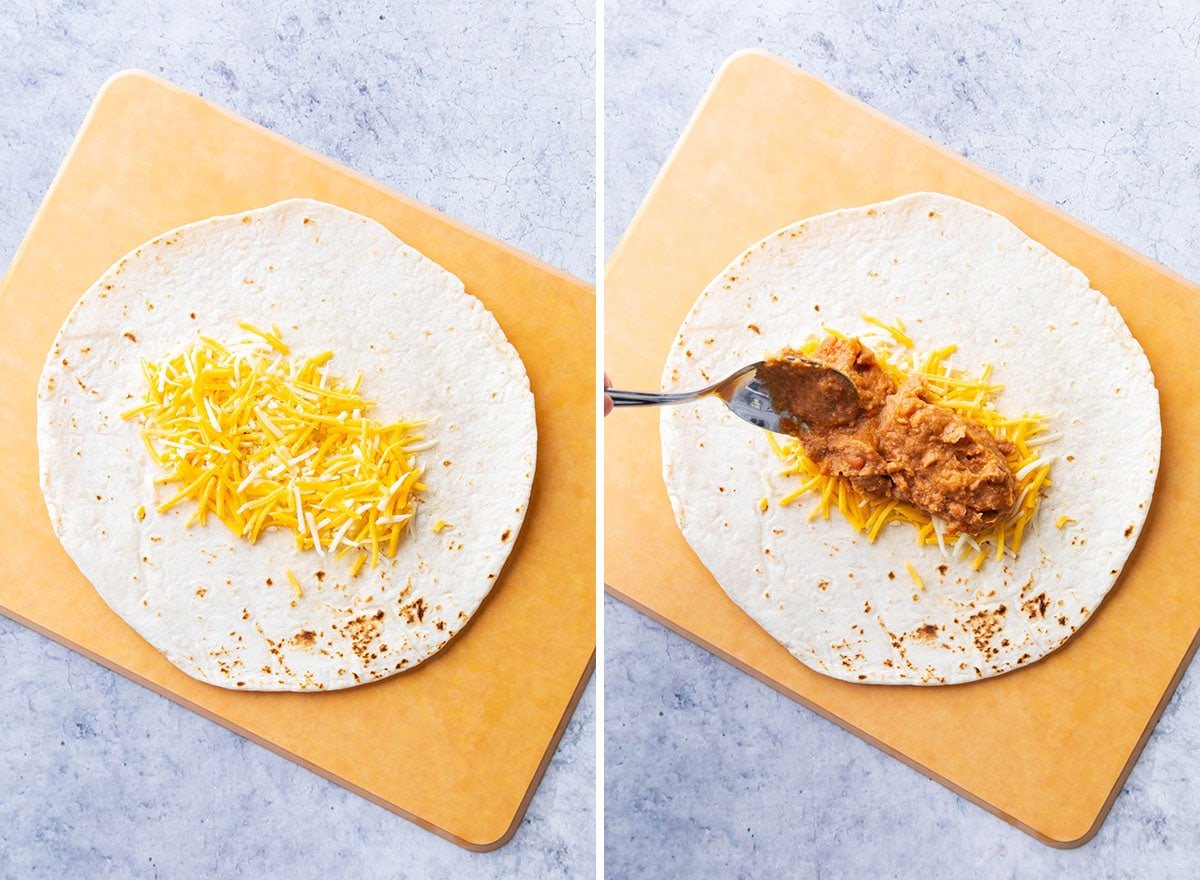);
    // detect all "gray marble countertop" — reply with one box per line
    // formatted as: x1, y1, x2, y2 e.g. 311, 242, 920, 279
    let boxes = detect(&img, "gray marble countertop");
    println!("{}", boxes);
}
605, 1, 1200, 877
0, 3, 594, 878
